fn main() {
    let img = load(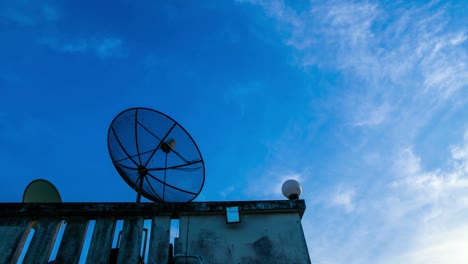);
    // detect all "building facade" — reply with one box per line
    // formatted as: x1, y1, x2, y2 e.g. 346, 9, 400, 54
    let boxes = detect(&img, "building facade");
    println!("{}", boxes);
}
0, 200, 310, 263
